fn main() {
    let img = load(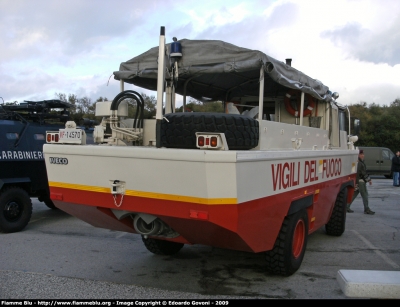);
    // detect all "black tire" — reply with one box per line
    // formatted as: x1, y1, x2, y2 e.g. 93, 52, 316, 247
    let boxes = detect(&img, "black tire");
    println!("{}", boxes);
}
0, 187, 33, 233
265, 209, 308, 276
38, 193, 57, 210
325, 188, 348, 236
384, 173, 393, 179
44, 198, 57, 210
160, 112, 259, 150
142, 236, 184, 255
